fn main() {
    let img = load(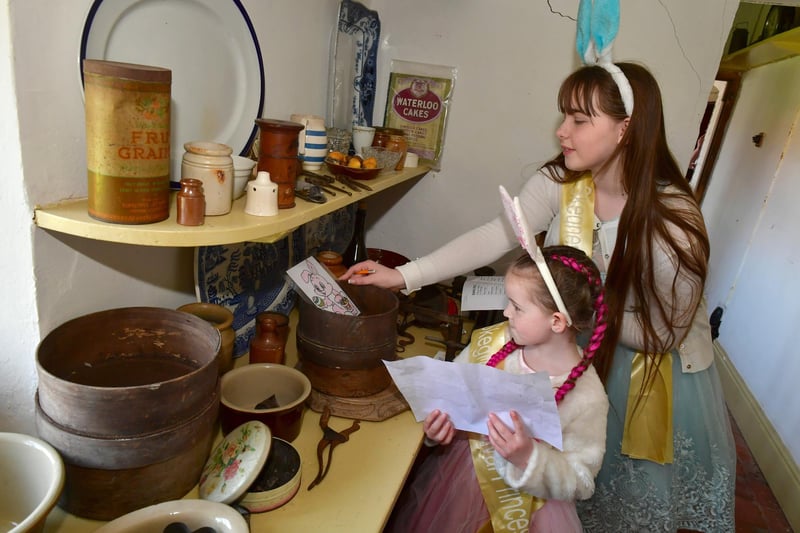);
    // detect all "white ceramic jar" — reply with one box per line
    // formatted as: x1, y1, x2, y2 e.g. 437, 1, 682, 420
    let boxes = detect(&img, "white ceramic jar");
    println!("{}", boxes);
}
181, 141, 234, 215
